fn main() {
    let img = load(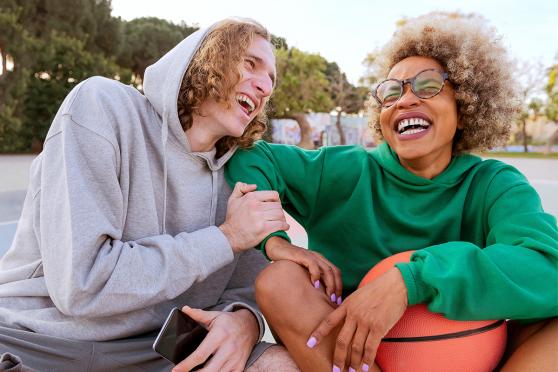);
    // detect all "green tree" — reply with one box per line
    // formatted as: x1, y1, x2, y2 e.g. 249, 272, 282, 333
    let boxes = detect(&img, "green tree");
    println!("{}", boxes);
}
22, 31, 129, 151
544, 63, 558, 153
360, 49, 383, 88
326, 62, 368, 145
515, 61, 545, 152
270, 48, 333, 148
0, 0, 130, 152
271, 35, 288, 50
117, 17, 197, 84
0, 1, 38, 151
